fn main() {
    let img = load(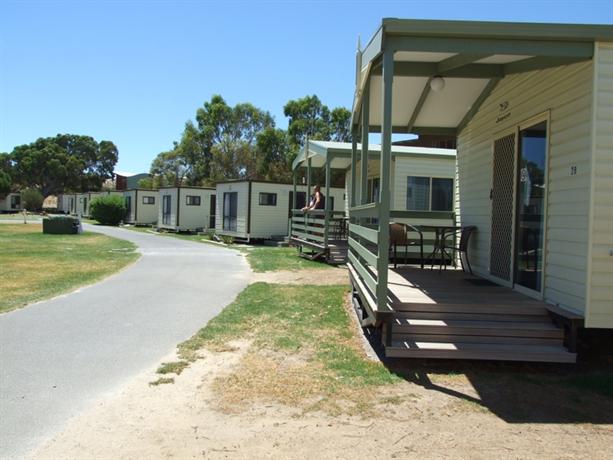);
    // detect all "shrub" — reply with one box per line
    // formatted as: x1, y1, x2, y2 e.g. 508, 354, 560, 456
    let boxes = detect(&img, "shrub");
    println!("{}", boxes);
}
21, 188, 44, 211
90, 195, 127, 225
43, 215, 80, 234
